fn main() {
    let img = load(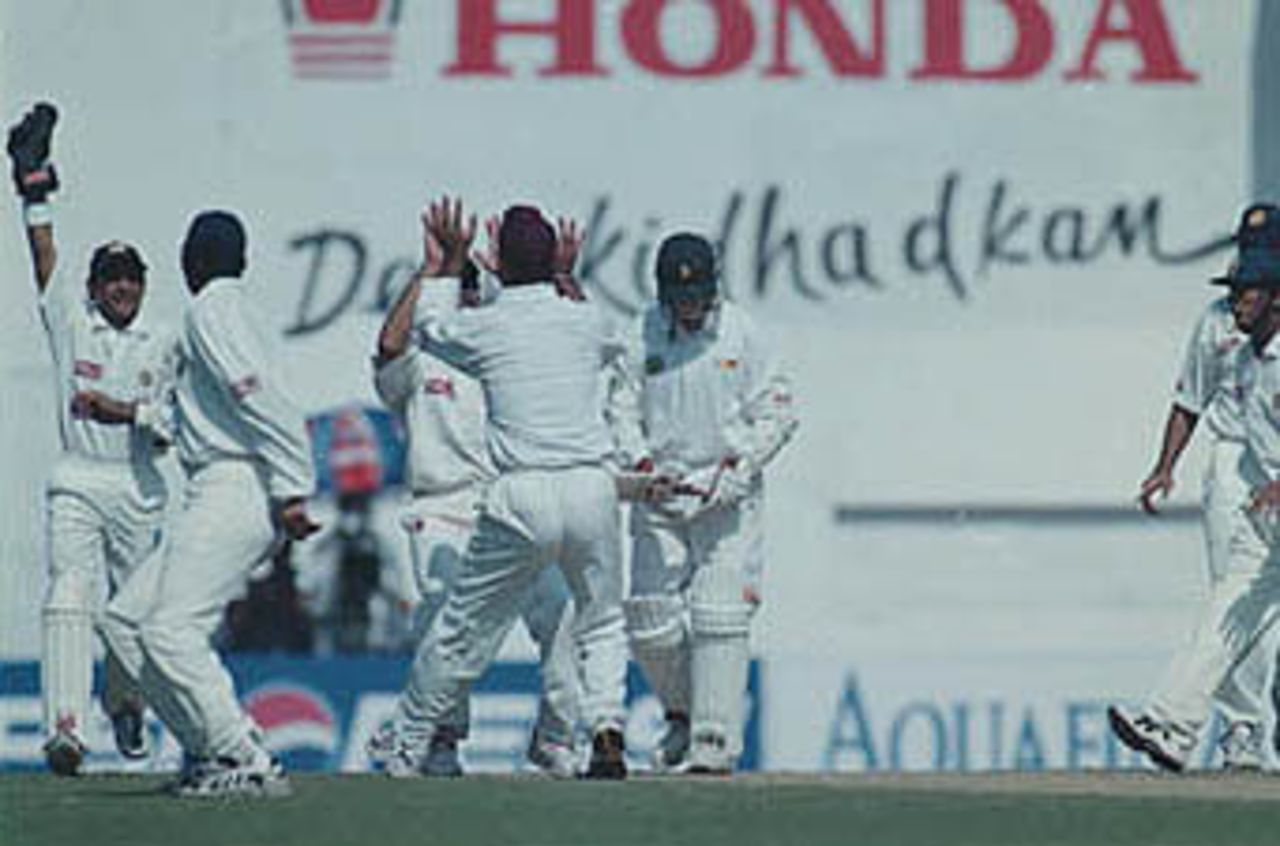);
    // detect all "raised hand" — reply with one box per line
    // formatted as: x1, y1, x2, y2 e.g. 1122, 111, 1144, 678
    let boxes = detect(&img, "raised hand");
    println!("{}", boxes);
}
552, 217, 583, 276
418, 205, 446, 277
473, 215, 502, 276
423, 196, 476, 276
